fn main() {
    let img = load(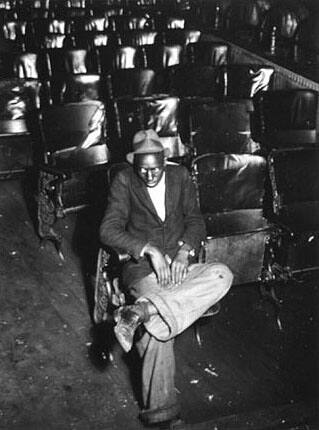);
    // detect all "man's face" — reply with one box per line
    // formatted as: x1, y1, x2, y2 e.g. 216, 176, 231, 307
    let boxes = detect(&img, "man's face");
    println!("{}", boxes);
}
135, 152, 165, 188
